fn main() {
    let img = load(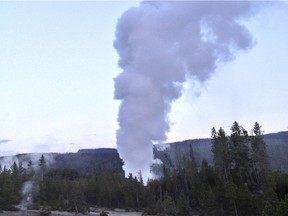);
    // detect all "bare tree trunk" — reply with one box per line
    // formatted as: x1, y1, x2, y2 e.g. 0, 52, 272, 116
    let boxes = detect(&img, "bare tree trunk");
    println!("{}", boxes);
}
233, 199, 238, 216
223, 164, 228, 183
74, 201, 79, 215
160, 185, 162, 201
